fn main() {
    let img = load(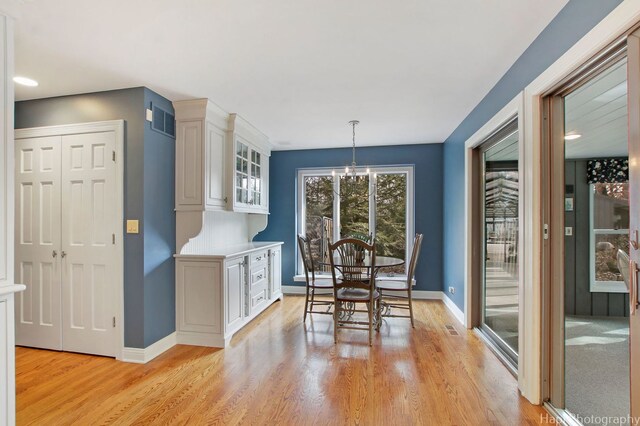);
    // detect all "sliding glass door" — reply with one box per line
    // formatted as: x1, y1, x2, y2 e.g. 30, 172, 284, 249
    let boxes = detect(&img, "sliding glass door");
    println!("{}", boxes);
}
479, 119, 520, 368
543, 30, 640, 423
